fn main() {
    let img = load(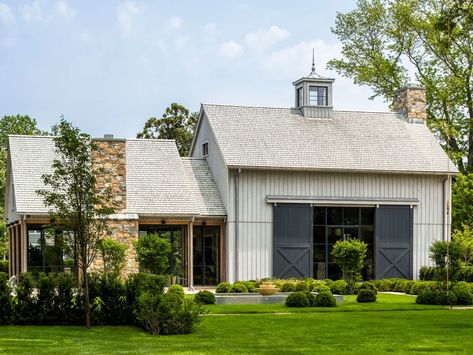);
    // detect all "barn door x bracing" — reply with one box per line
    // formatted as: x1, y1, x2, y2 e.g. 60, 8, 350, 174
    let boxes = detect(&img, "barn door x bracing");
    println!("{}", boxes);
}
375, 205, 413, 279
273, 204, 312, 279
